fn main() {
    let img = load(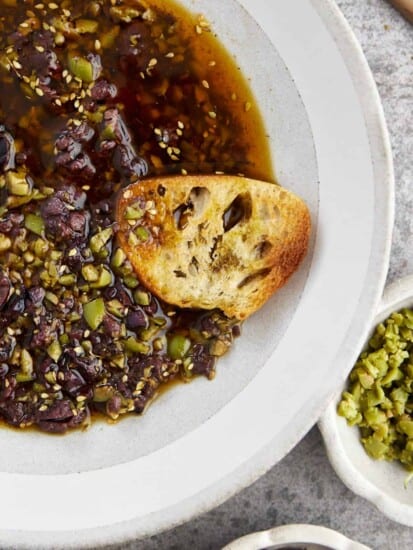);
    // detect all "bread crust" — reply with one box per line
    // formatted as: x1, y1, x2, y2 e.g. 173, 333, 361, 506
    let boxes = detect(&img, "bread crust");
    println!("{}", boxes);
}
116, 175, 311, 320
